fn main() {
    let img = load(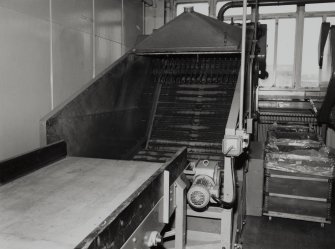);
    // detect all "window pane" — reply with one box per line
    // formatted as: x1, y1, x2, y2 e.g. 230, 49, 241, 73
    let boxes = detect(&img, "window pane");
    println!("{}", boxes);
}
259, 20, 276, 88
326, 16, 335, 26
306, 3, 335, 12
260, 6, 296, 14
177, 3, 209, 16
276, 19, 295, 88
301, 18, 322, 88
216, 1, 251, 17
